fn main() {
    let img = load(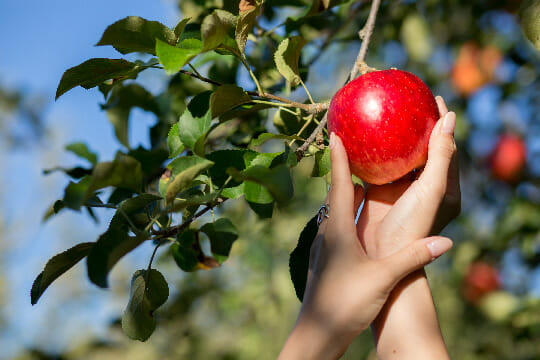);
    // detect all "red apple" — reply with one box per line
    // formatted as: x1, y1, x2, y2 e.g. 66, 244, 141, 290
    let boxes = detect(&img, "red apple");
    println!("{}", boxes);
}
463, 262, 501, 304
327, 69, 438, 185
490, 134, 527, 184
